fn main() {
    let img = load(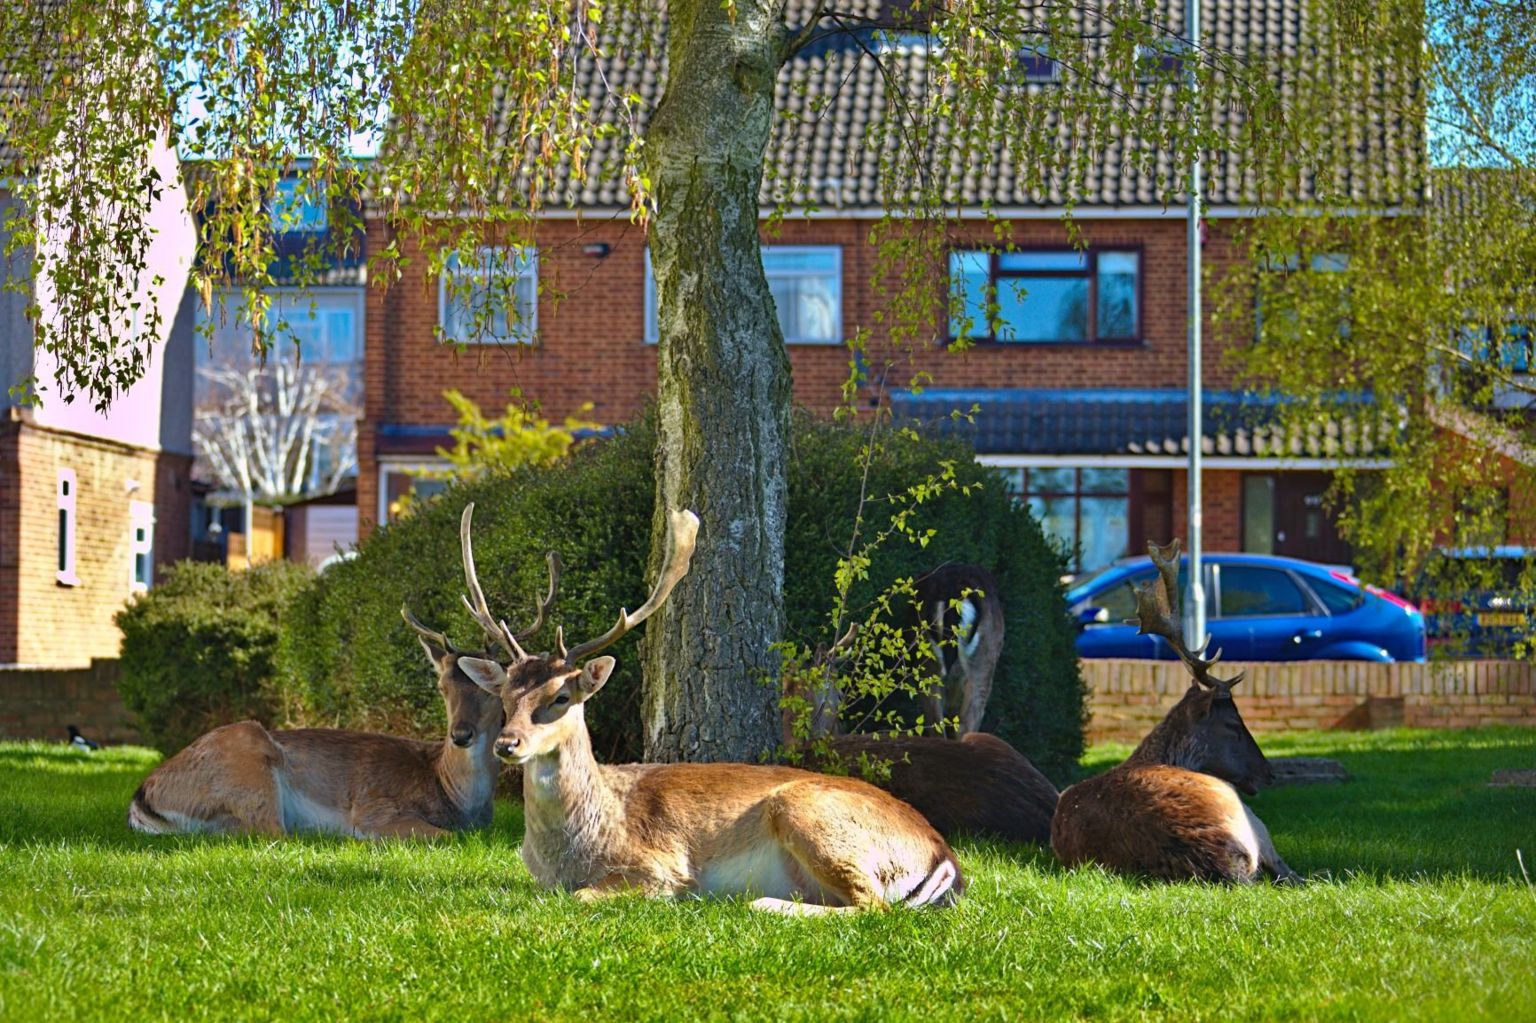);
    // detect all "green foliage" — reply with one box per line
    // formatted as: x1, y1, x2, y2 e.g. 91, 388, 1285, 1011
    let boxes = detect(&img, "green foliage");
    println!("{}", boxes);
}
114, 559, 314, 754
3, 729, 1536, 1022
784, 413, 1086, 778
397, 389, 605, 520
280, 410, 1085, 775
